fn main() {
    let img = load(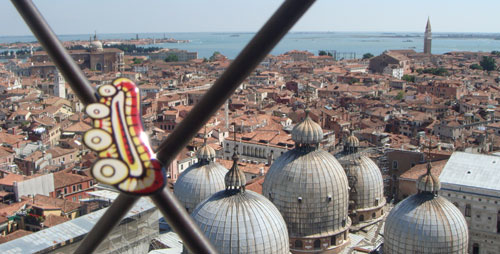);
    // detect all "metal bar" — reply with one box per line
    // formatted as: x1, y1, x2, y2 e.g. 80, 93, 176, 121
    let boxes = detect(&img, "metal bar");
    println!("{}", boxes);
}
12, 0, 316, 253
10, 0, 140, 252
74, 194, 139, 254
151, 190, 218, 253
151, 0, 316, 252
156, 0, 316, 166
11, 0, 97, 105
